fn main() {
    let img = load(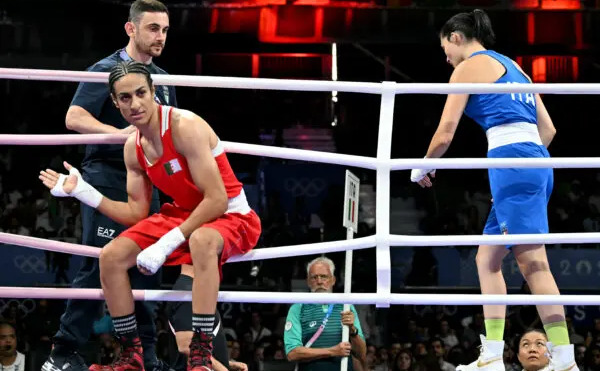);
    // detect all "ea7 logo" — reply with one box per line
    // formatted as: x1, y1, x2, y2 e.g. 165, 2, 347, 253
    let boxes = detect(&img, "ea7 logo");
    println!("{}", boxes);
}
97, 227, 116, 239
